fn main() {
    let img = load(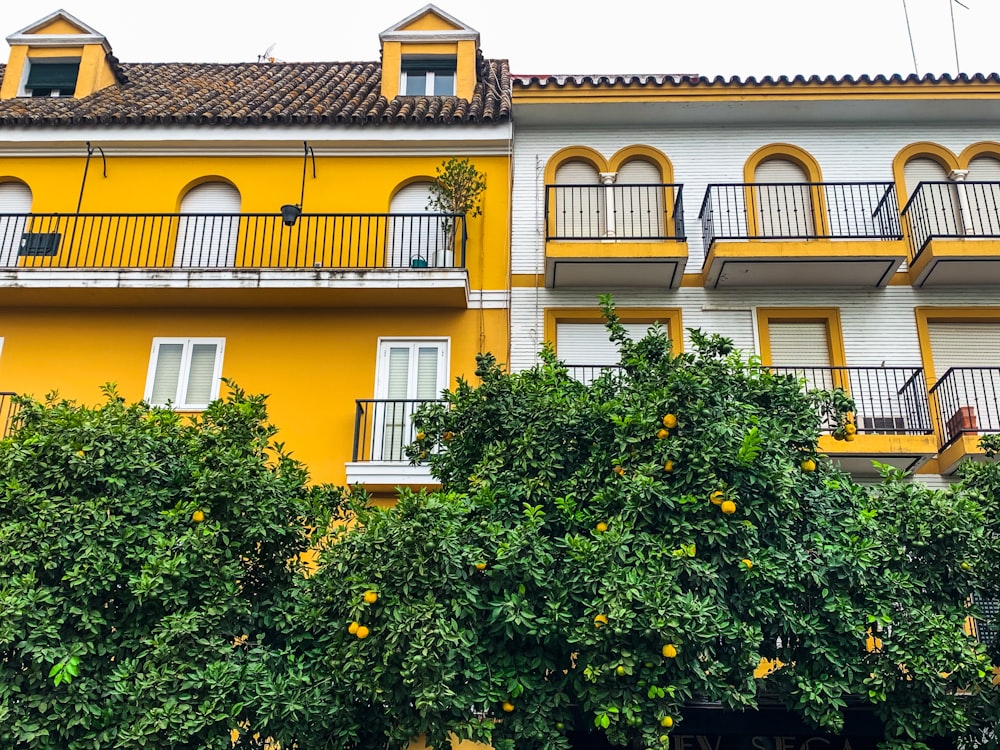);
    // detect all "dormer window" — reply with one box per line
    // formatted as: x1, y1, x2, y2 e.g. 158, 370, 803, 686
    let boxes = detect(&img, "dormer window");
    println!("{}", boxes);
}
24, 59, 79, 97
401, 55, 456, 96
